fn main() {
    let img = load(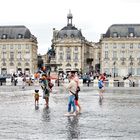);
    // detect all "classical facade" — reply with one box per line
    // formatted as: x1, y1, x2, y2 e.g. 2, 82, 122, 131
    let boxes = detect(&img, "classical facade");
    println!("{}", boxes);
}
100, 24, 140, 78
0, 26, 38, 75
51, 12, 94, 74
